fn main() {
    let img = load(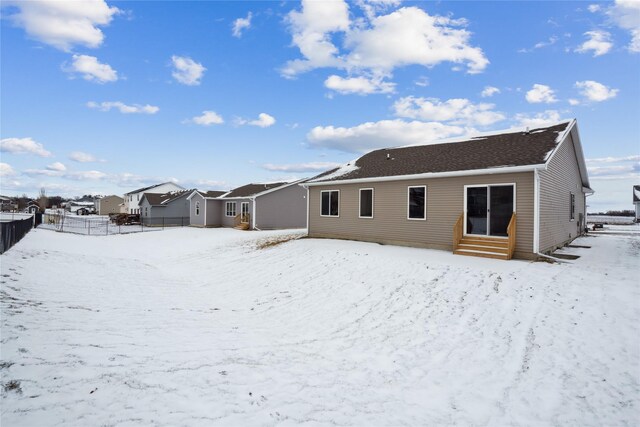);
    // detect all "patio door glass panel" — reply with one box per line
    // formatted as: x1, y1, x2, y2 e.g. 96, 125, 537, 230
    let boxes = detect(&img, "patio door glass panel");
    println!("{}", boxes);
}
489, 185, 514, 237
466, 187, 488, 235
241, 202, 249, 223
